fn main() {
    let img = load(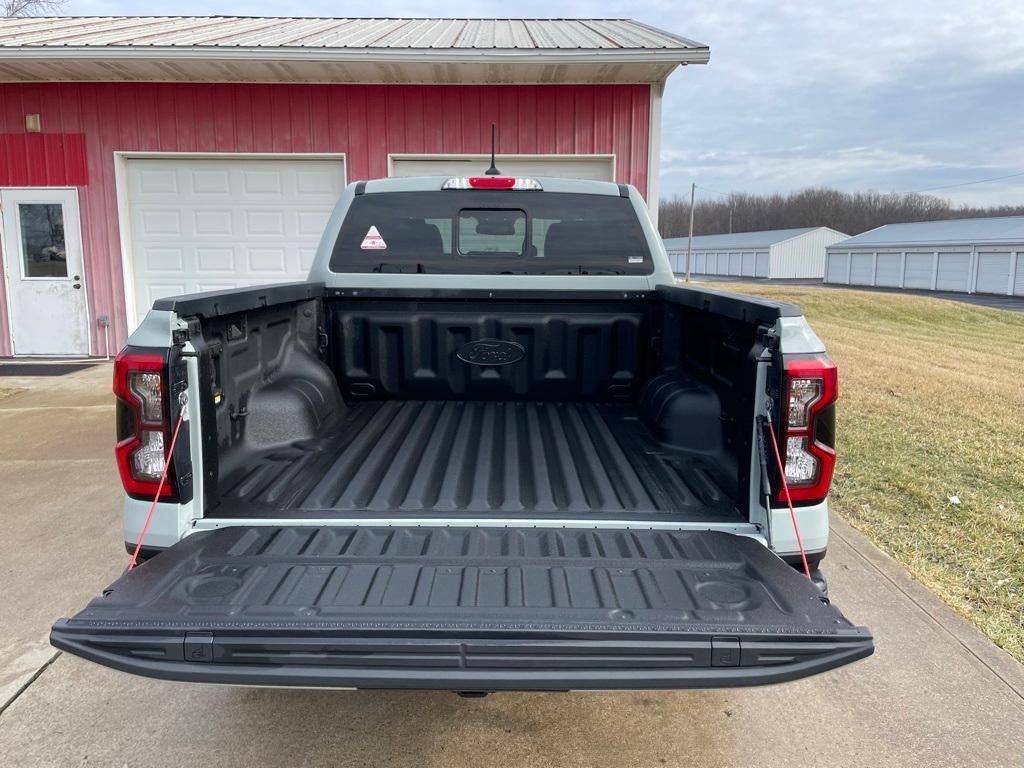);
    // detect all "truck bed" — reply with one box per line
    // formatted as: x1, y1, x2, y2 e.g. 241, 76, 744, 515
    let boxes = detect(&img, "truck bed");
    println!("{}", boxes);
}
217, 400, 742, 522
